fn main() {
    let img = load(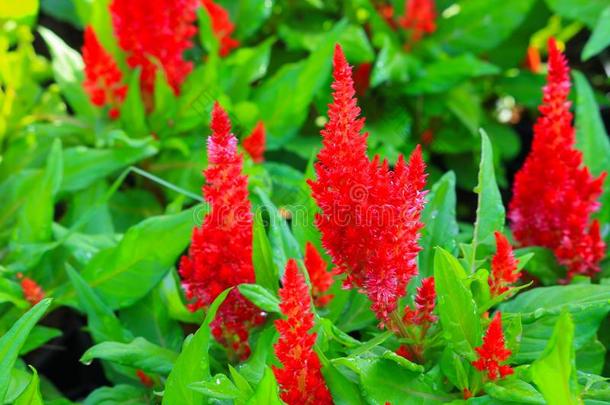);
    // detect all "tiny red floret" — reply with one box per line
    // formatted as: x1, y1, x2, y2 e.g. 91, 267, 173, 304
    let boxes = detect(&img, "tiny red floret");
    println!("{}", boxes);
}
489, 232, 520, 297
242, 121, 266, 163
17, 273, 45, 306
472, 312, 513, 381
304, 242, 335, 307
308, 45, 427, 326
179, 103, 264, 360
82, 26, 127, 119
202, 0, 240, 57
273, 259, 332, 405
509, 38, 606, 280
136, 369, 153, 387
